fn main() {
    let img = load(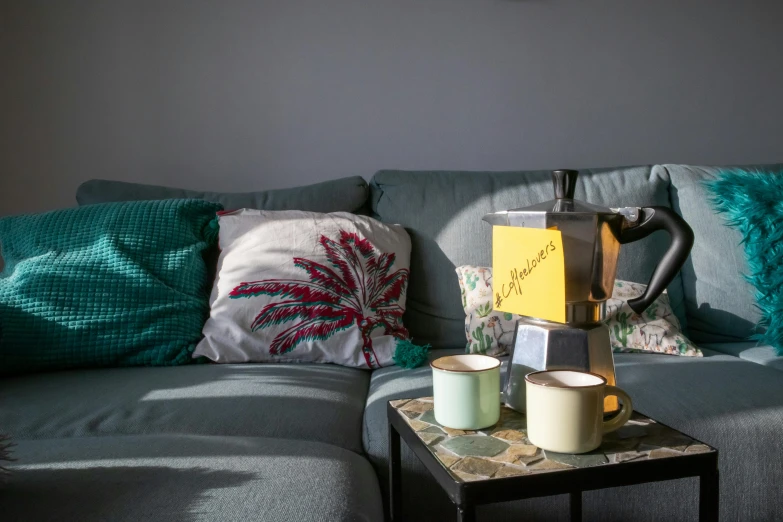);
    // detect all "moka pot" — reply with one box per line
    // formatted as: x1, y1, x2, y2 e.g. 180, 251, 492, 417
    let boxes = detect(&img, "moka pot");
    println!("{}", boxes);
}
483, 170, 694, 414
